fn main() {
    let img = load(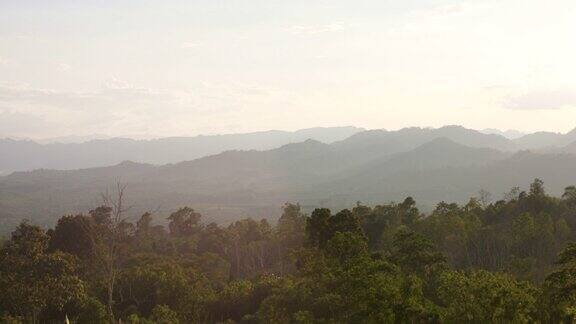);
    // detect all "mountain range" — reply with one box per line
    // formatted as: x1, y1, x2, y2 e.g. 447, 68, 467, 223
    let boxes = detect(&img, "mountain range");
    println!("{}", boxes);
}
0, 126, 363, 175
3, 125, 576, 175
2, 125, 576, 233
